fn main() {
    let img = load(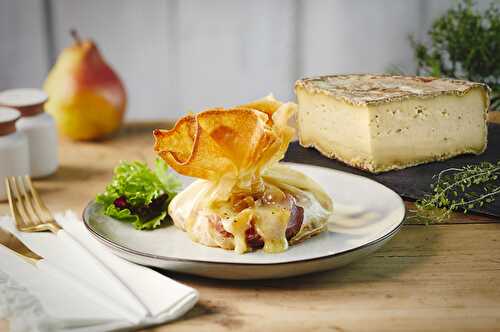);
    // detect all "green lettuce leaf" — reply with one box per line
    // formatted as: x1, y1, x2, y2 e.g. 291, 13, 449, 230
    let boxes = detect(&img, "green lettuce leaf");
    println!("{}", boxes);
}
96, 158, 181, 230
133, 211, 167, 230
103, 204, 139, 223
